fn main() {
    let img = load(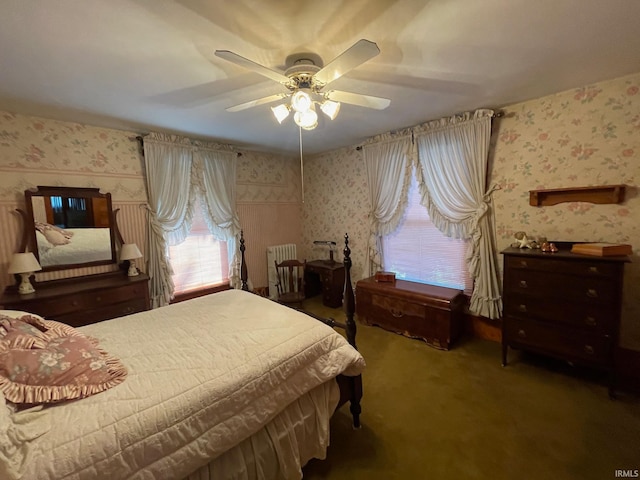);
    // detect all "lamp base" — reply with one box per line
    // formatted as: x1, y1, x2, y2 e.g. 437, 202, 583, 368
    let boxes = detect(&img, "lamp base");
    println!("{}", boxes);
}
127, 260, 139, 277
17, 273, 35, 294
